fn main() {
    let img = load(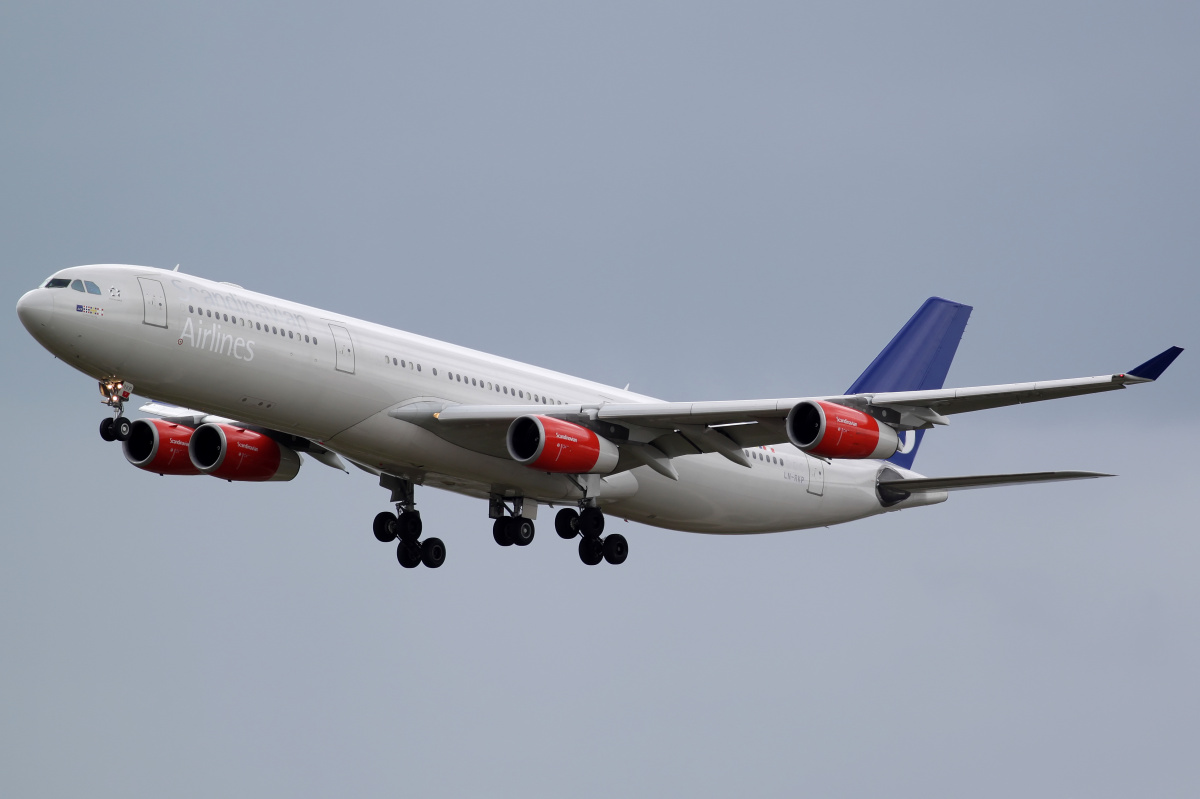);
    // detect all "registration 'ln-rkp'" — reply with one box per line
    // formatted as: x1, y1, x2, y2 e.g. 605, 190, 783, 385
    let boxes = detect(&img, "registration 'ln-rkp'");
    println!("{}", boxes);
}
17, 266, 1183, 570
